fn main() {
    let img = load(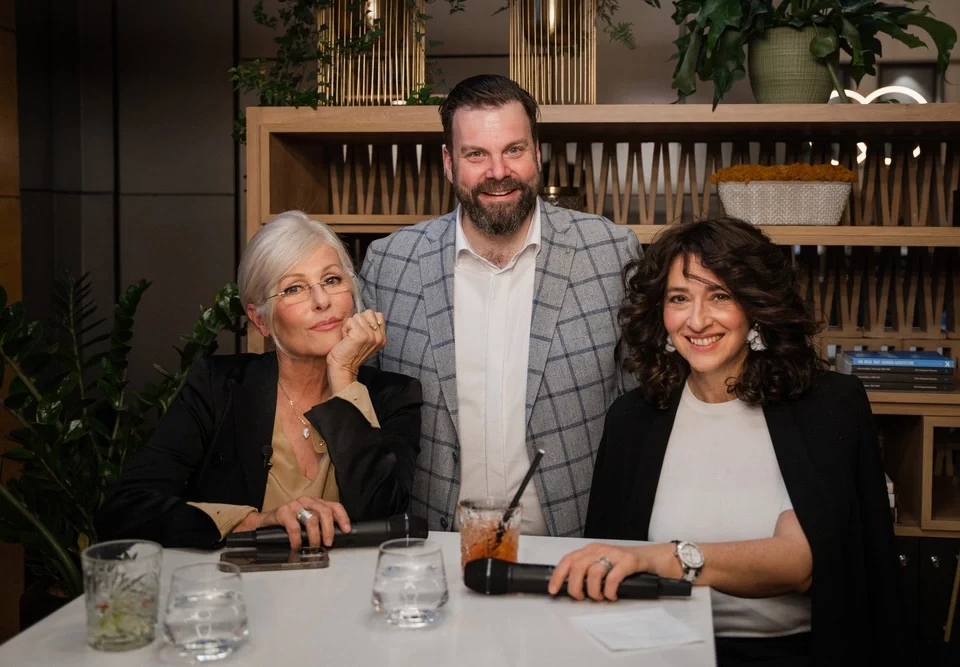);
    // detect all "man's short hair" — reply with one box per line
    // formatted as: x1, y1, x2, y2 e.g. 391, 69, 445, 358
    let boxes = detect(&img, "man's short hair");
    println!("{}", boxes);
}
439, 74, 540, 153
